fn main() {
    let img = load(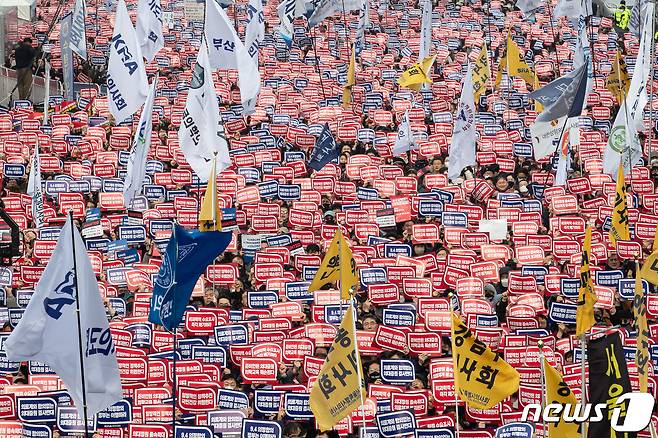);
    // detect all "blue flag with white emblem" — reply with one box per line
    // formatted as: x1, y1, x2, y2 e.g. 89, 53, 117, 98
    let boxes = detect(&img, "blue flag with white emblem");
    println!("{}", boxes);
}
308, 123, 339, 171
149, 225, 232, 330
